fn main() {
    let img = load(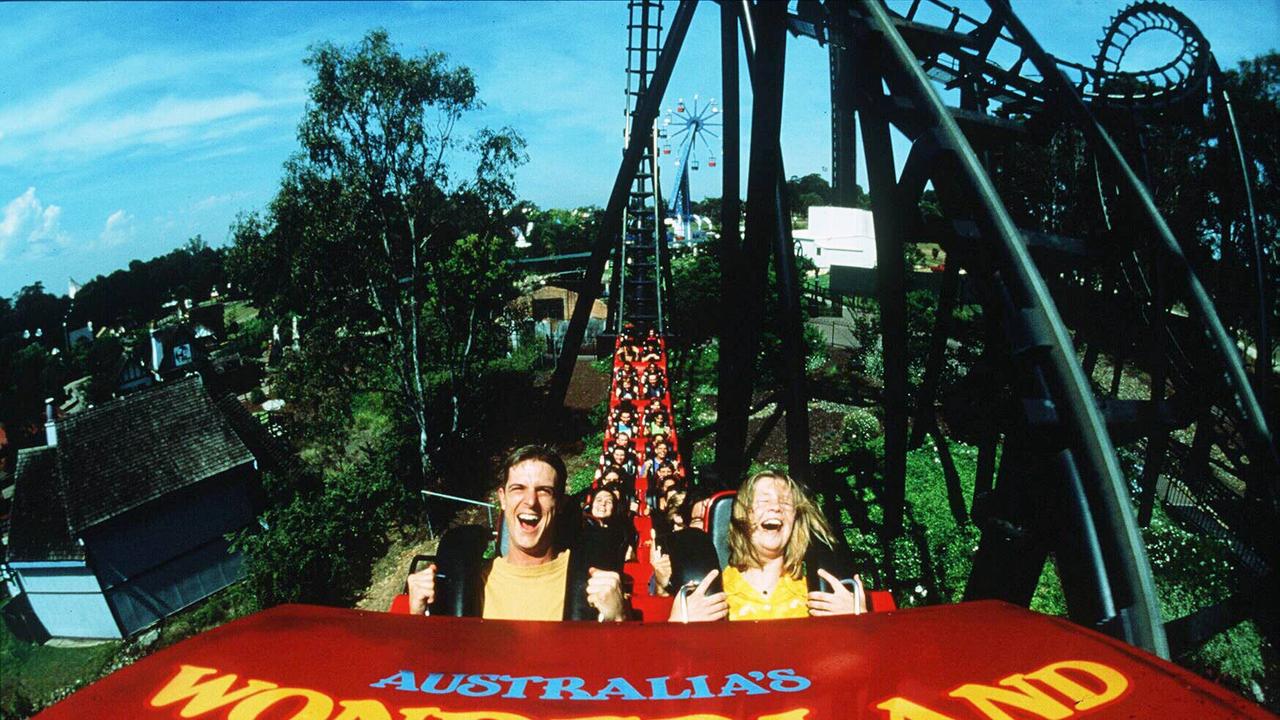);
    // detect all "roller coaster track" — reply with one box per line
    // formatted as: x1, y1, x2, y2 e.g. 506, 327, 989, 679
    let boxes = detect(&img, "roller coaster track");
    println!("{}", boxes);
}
553, 0, 1276, 661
